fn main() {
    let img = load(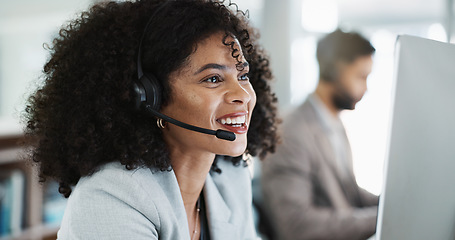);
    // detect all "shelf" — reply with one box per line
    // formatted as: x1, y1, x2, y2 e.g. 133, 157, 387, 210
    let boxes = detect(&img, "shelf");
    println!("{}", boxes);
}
0, 147, 23, 165
0, 134, 50, 240
0, 134, 23, 150
0, 224, 59, 240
